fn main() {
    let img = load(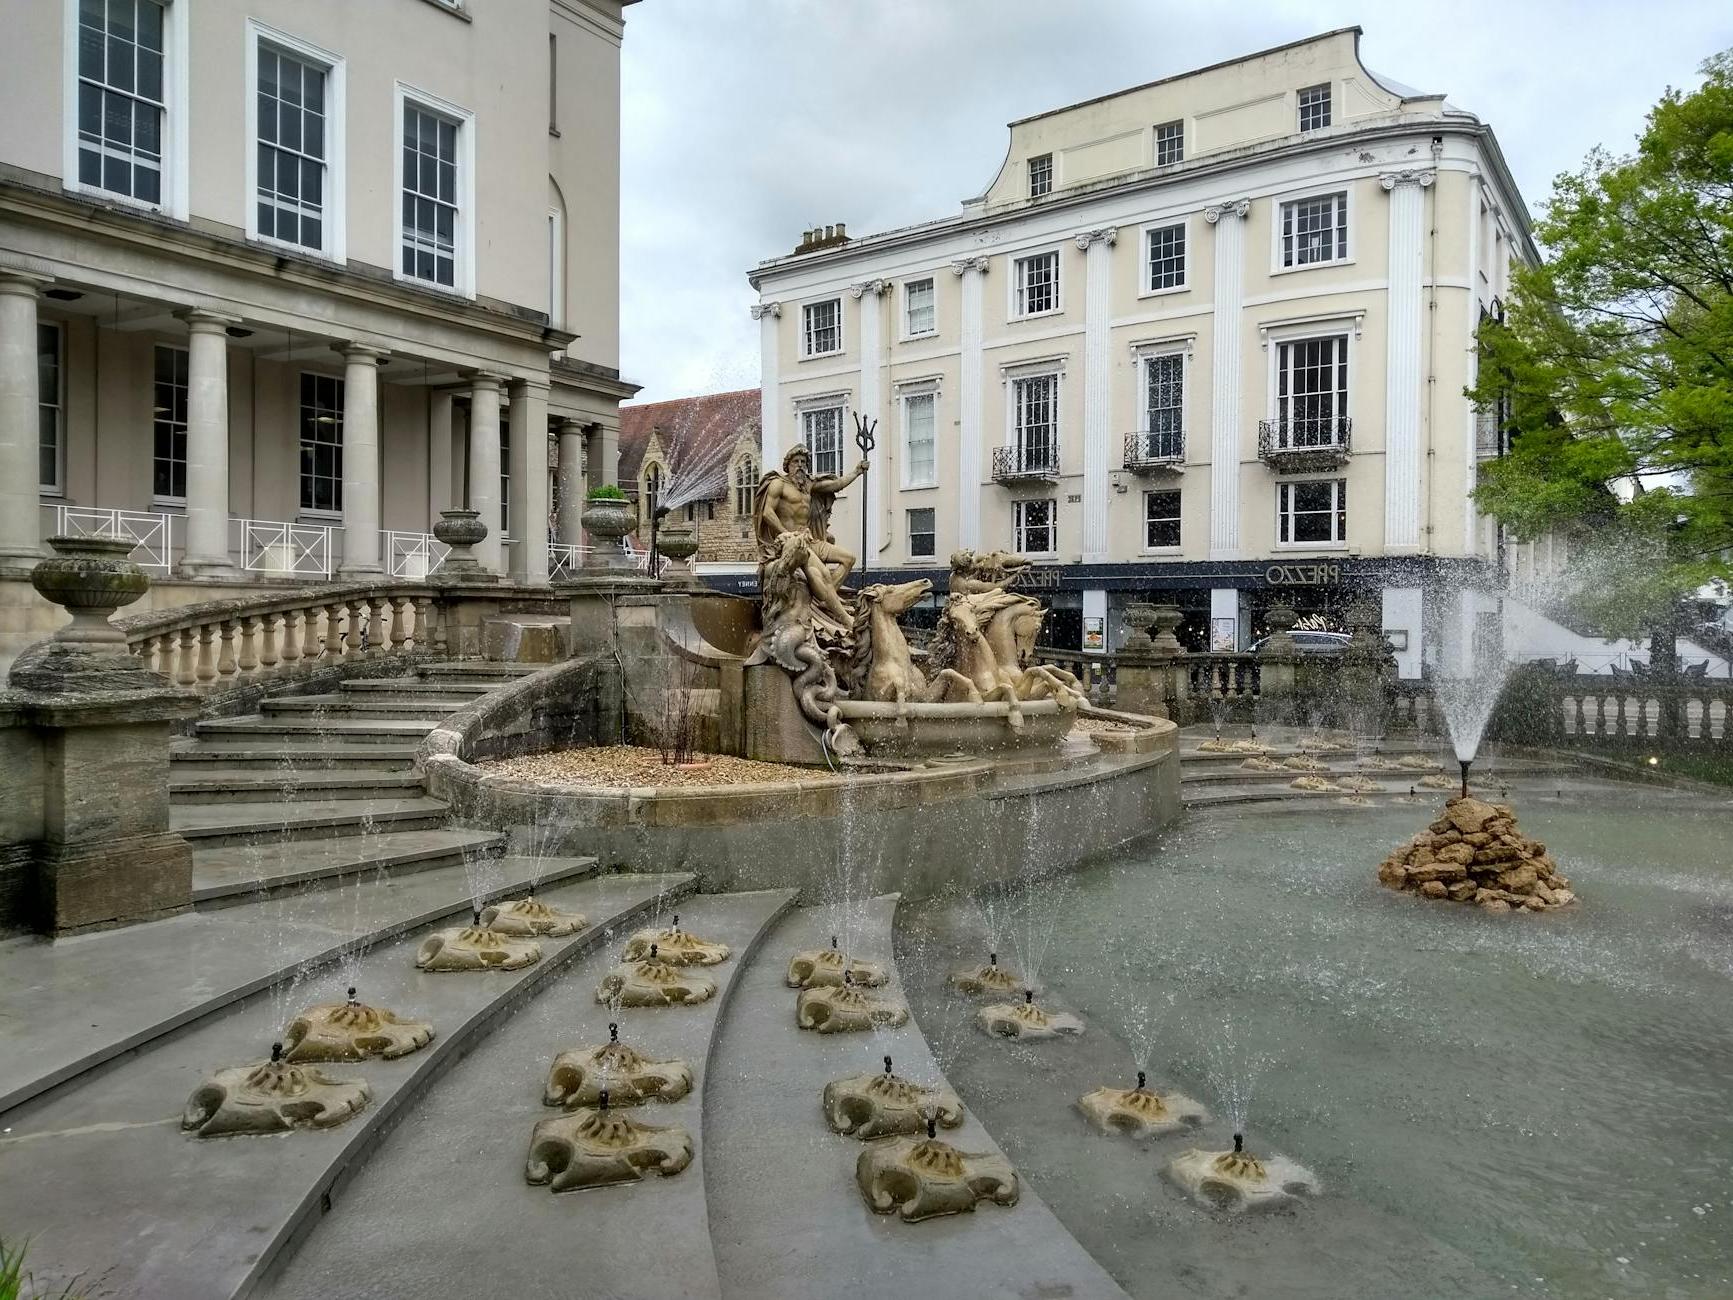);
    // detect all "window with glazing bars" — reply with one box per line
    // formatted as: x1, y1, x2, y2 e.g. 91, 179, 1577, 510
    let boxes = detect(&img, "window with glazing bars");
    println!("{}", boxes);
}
1297, 83, 1331, 132
1147, 223, 1185, 290
256, 45, 327, 251
1142, 353, 1184, 460
1028, 153, 1052, 197
733, 457, 758, 516
1281, 192, 1347, 267
38, 324, 62, 491
1145, 489, 1181, 548
1013, 374, 1057, 469
152, 345, 188, 501
1154, 120, 1184, 166
802, 407, 843, 476
500, 417, 512, 536
1278, 479, 1346, 544
904, 392, 936, 486
1014, 498, 1055, 553
1276, 337, 1349, 446
907, 507, 936, 558
803, 299, 841, 355
299, 372, 344, 512
401, 102, 458, 286
904, 278, 935, 335
1015, 252, 1058, 315
77, 0, 166, 204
